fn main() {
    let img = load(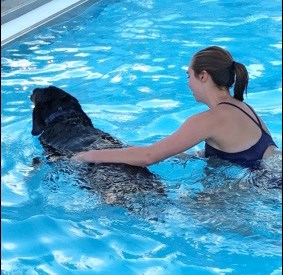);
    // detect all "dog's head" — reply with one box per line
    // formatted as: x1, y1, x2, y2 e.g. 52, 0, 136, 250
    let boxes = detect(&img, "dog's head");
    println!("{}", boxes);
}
30, 86, 86, 136
30, 85, 79, 105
